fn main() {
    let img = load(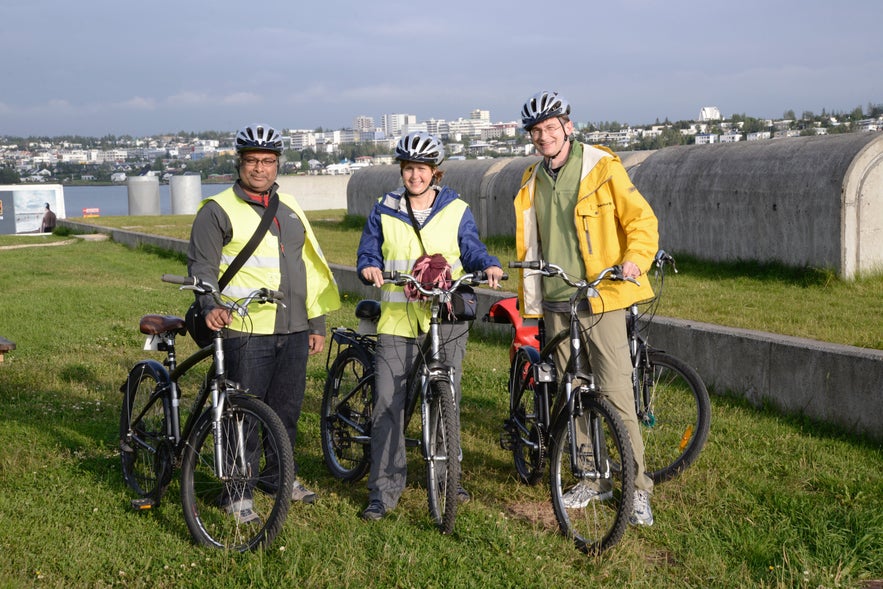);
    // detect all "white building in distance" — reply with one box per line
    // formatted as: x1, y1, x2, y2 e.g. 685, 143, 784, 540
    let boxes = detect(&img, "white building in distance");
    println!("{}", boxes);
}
699, 106, 722, 122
